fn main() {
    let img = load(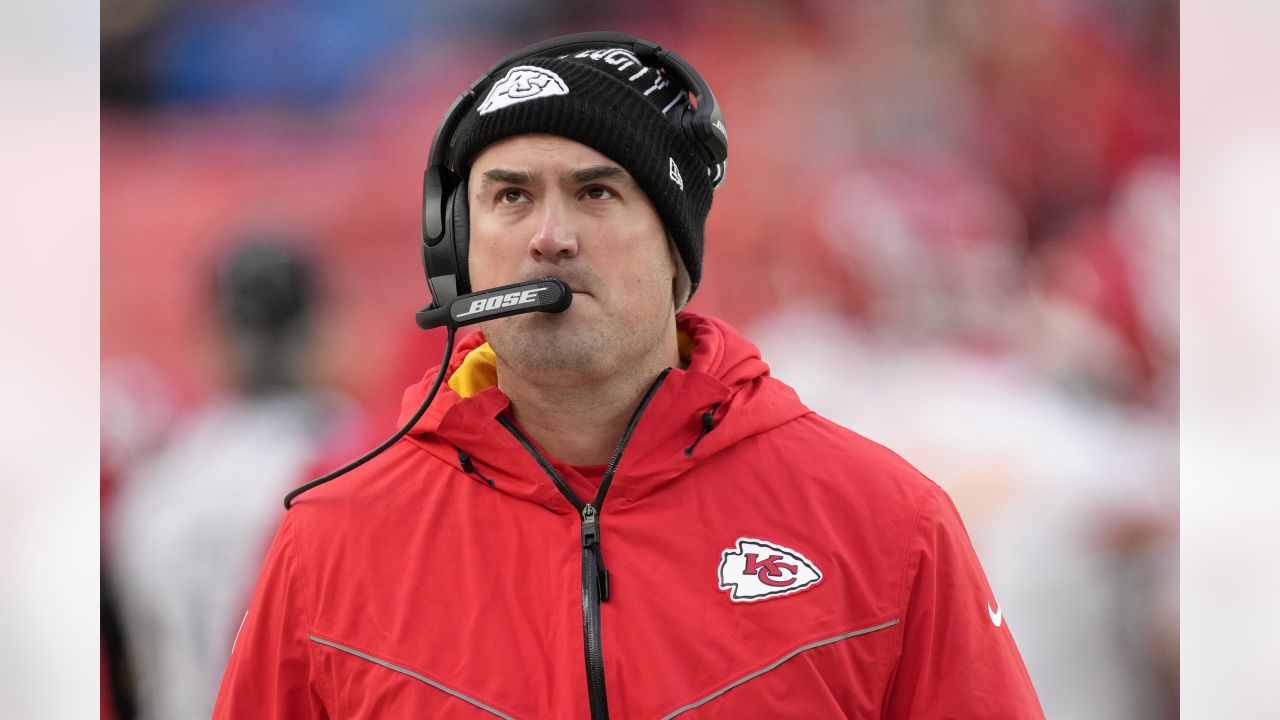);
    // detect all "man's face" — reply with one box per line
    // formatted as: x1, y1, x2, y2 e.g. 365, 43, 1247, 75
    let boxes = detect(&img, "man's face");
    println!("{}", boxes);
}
467, 134, 678, 381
